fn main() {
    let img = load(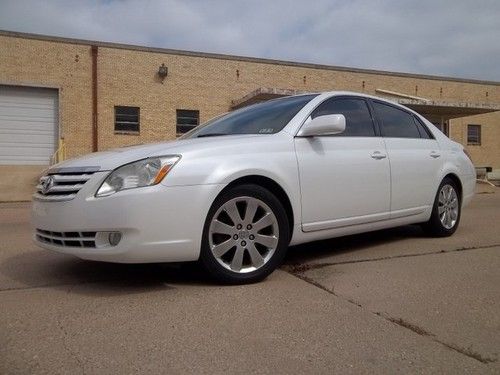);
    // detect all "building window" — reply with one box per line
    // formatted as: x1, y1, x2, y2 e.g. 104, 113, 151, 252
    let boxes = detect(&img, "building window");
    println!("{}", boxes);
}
433, 121, 449, 137
176, 109, 199, 135
467, 124, 481, 145
115, 106, 140, 133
